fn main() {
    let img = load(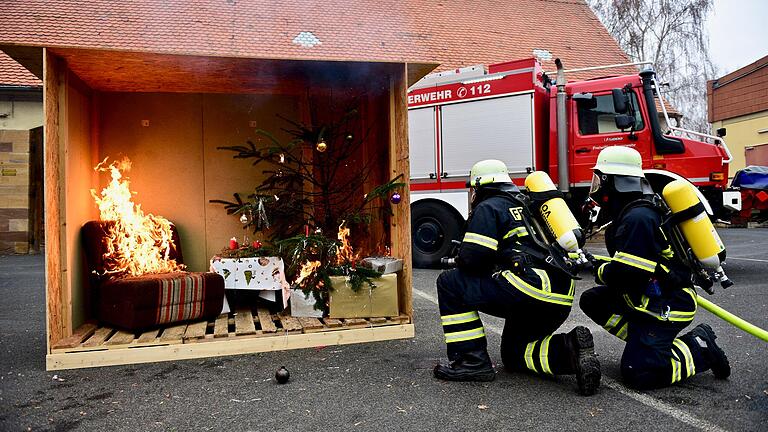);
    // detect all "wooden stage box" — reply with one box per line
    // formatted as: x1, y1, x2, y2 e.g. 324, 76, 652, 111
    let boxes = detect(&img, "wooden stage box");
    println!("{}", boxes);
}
41, 47, 429, 370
